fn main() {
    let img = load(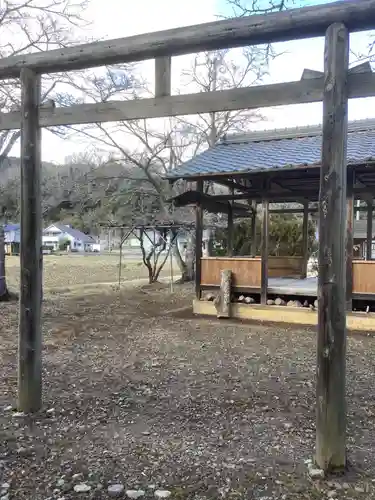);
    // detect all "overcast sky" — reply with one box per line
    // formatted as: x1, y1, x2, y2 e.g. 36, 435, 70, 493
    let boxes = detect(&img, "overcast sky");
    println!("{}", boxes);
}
10, 0, 375, 163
